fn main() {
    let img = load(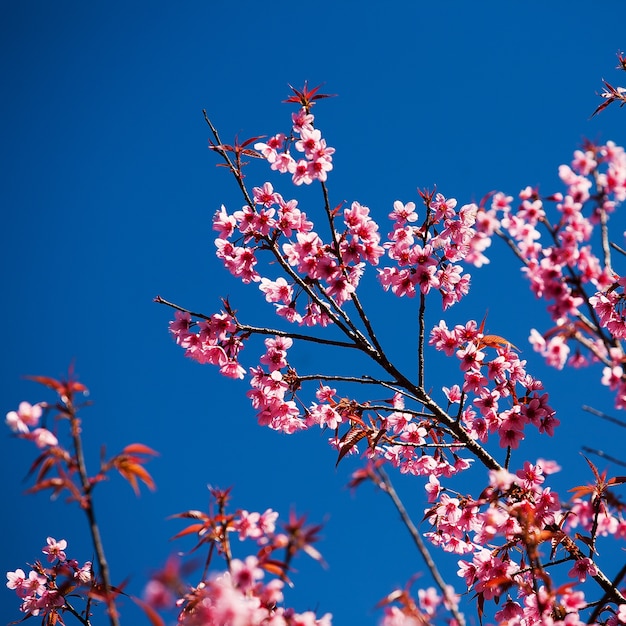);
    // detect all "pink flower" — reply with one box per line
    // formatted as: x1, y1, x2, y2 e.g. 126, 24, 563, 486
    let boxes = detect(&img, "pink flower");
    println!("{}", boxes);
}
252, 182, 278, 207
6, 569, 27, 594
568, 557, 598, 582
5, 402, 42, 434
257, 509, 278, 536
307, 403, 342, 429
74, 561, 92, 585
425, 475, 441, 503
254, 134, 285, 162
442, 384, 462, 403
389, 200, 418, 224
417, 587, 441, 616
42, 537, 67, 563
230, 556, 263, 592
212, 205, 237, 238
431, 193, 457, 221
143, 579, 174, 609
456, 344, 485, 371
219, 360, 246, 379
289, 159, 313, 186
26, 428, 58, 449
259, 277, 293, 304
